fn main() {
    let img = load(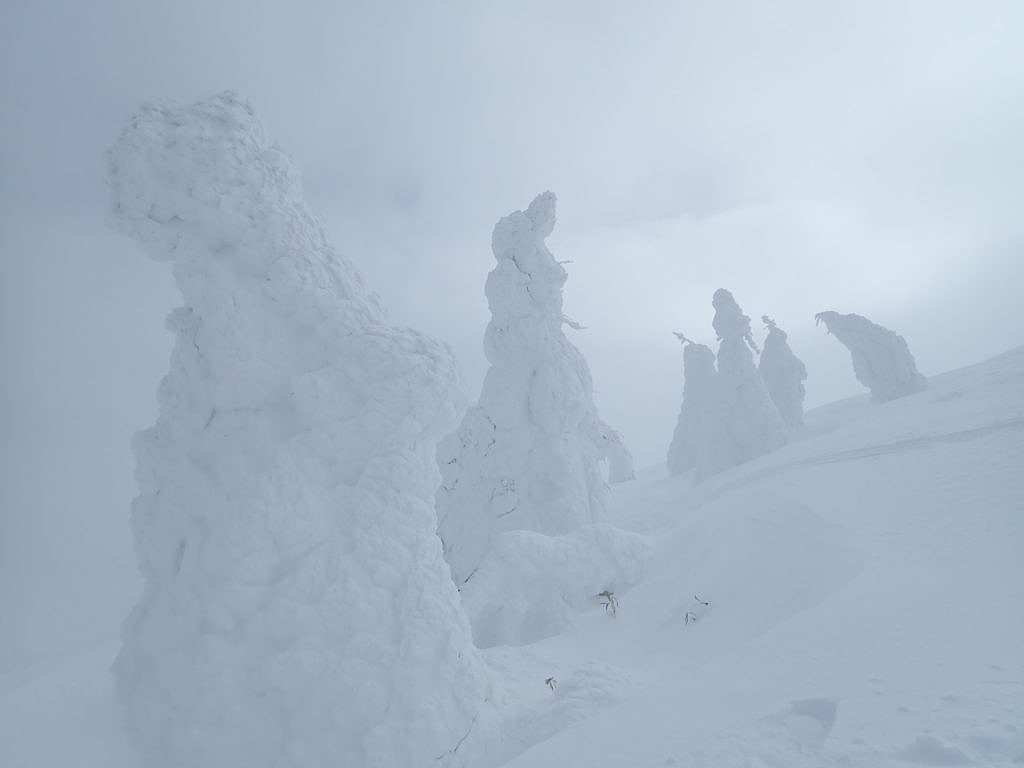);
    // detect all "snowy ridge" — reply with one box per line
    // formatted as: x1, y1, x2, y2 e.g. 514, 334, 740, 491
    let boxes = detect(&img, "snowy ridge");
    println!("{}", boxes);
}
502, 344, 1024, 767
1, 344, 1022, 766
